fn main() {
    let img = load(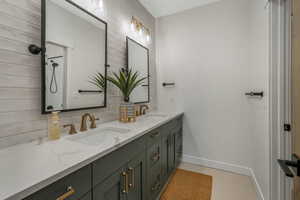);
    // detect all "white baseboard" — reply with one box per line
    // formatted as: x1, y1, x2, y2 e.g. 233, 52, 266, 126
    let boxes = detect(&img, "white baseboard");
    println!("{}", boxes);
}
182, 154, 252, 176
182, 154, 265, 200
